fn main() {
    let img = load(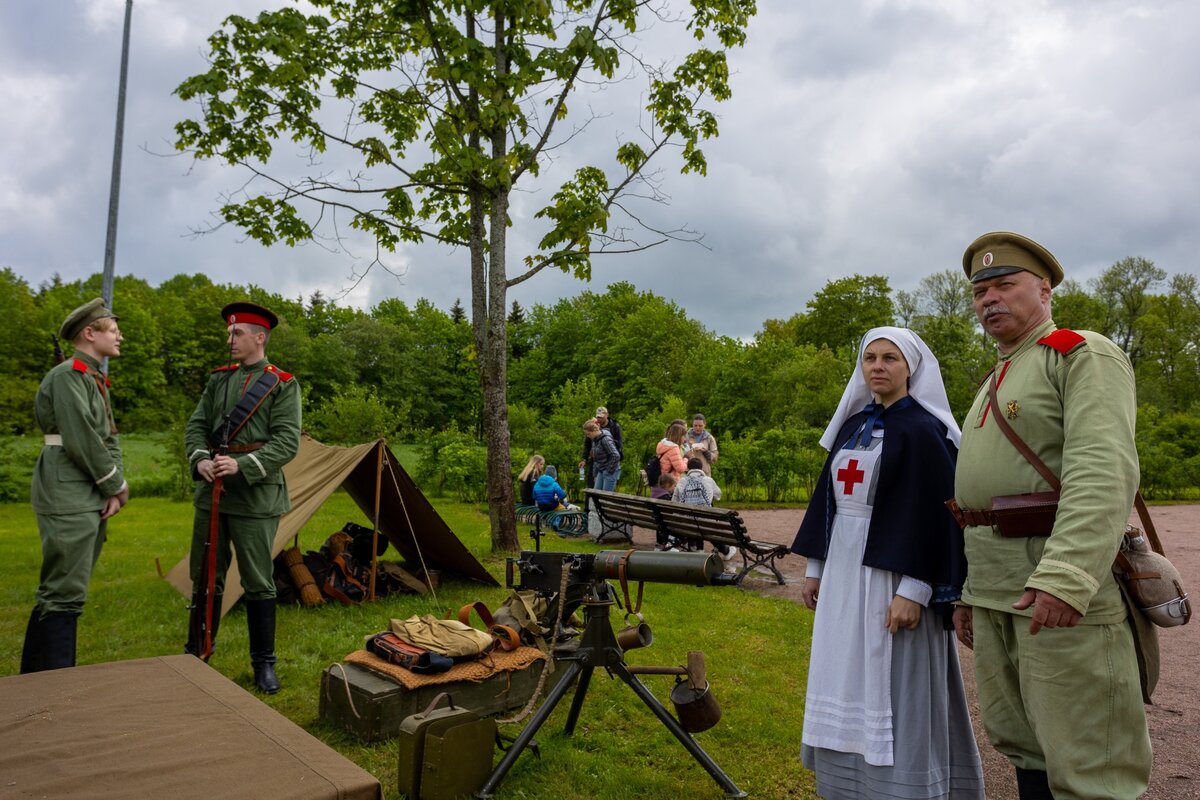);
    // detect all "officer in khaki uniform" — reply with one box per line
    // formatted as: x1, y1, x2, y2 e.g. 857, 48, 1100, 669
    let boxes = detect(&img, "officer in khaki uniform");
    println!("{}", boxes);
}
184, 302, 301, 693
21, 298, 129, 673
951, 232, 1151, 799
